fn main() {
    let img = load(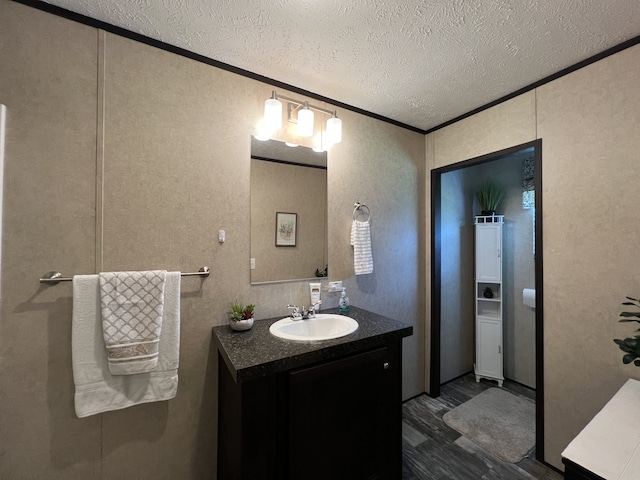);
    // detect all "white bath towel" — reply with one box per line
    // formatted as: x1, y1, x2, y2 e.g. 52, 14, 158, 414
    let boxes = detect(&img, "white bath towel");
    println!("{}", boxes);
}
72, 272, 181, 418
351, 219, 373, 275
100, 270, 166, 375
